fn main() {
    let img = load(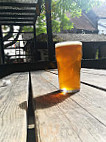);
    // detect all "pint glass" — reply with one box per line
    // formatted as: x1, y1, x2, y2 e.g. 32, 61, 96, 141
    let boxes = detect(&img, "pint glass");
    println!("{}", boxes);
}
55, 41, 82, 93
